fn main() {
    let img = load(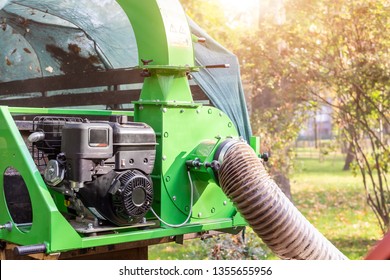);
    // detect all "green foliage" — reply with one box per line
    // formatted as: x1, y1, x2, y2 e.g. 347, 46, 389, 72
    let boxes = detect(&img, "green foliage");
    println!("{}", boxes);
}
241, 0, 390, 232
180, 0, 390, 232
